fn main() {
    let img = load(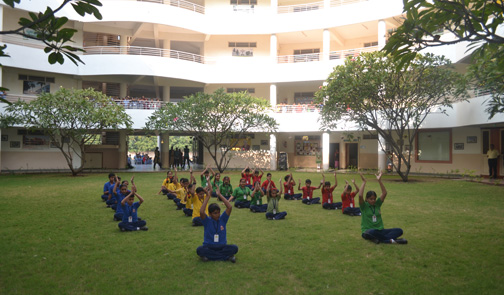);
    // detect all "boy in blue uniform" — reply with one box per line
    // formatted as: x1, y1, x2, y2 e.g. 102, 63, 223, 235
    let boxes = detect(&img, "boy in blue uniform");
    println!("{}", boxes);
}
118, 177, 148, 232
101, 173, 115, 201
197, 186, 238, 262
